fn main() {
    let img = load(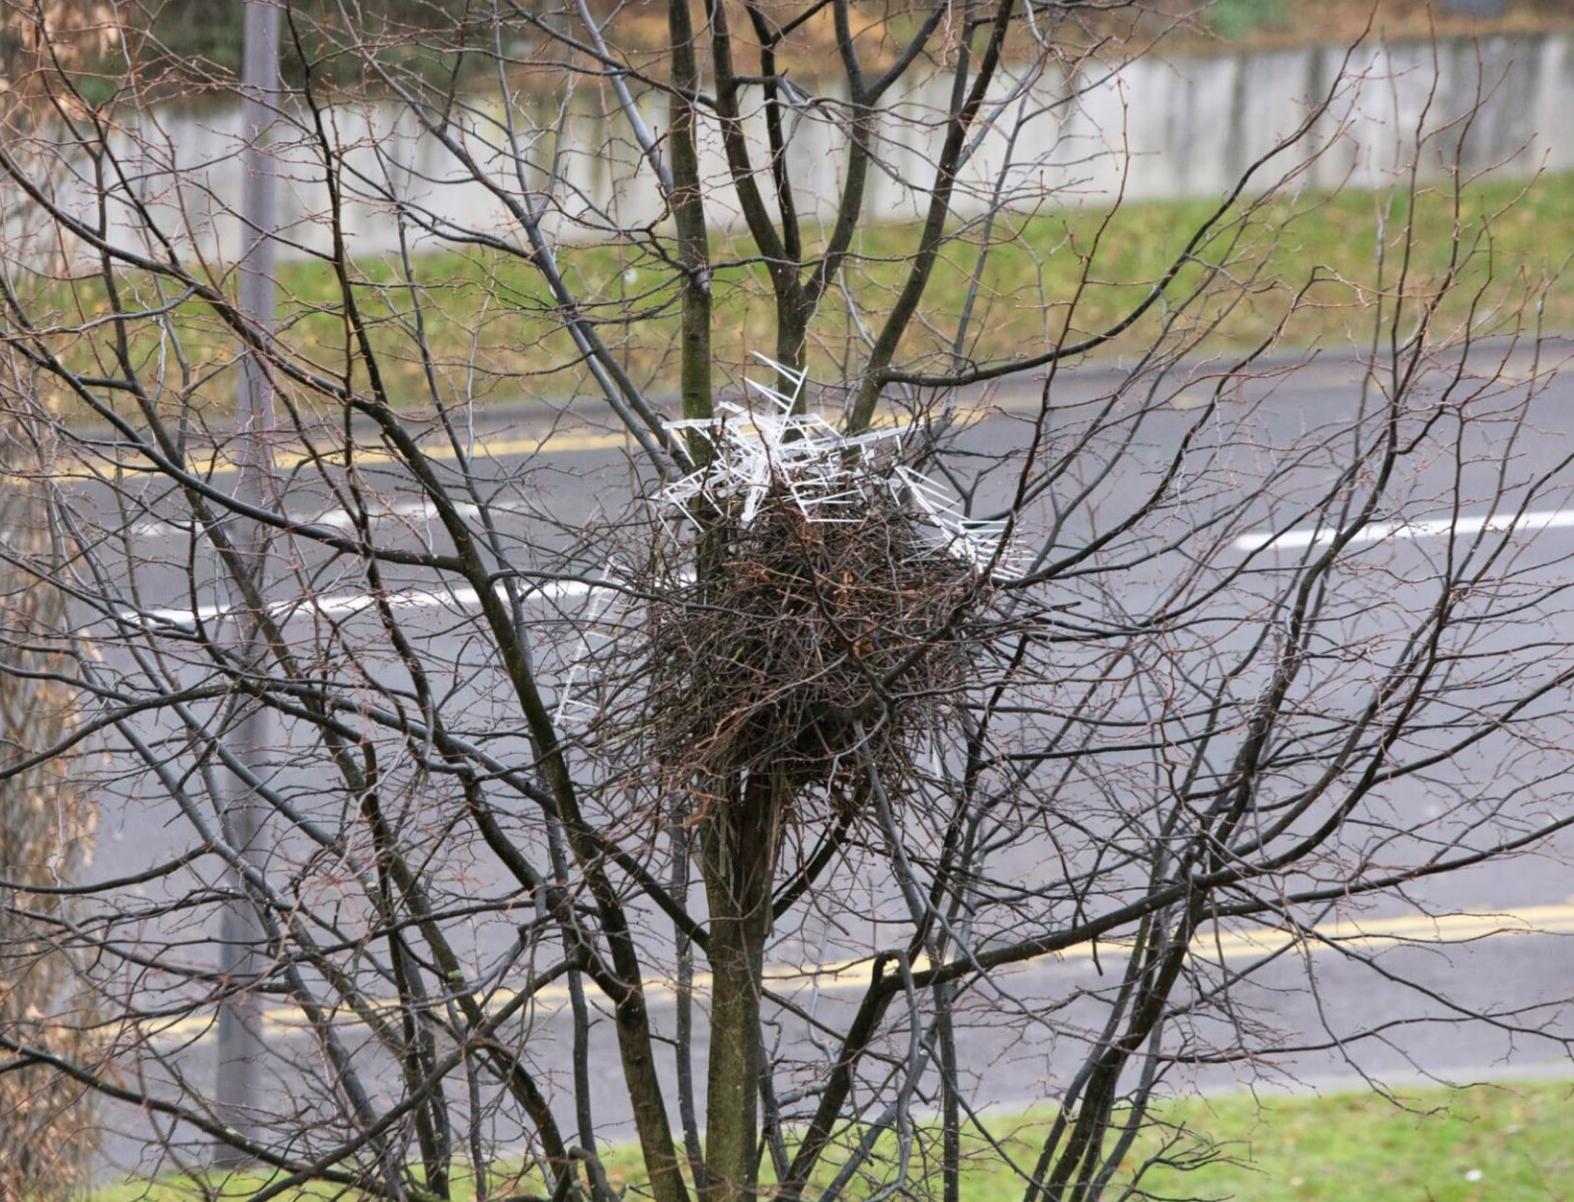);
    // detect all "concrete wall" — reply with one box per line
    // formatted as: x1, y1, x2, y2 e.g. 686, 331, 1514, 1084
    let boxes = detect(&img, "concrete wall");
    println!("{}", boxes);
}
5, 32, 1570, 266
